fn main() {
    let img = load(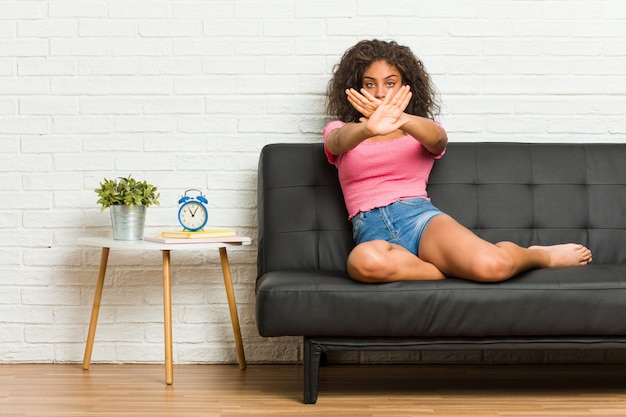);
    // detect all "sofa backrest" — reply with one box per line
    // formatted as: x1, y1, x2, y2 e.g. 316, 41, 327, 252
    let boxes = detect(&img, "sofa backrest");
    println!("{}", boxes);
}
257, 142, 626, 277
